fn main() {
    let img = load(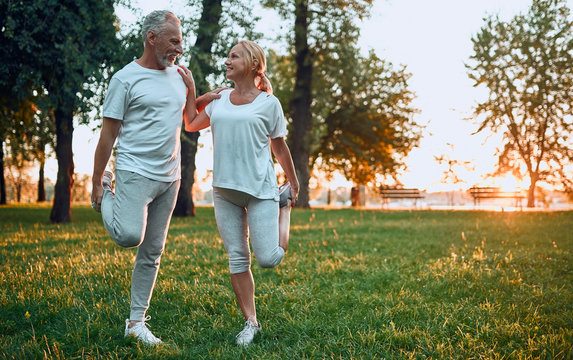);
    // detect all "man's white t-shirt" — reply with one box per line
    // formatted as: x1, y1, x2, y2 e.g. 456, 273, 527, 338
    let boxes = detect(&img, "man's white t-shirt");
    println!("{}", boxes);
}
205, 89, 287, 200
102, 61, 187, 182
